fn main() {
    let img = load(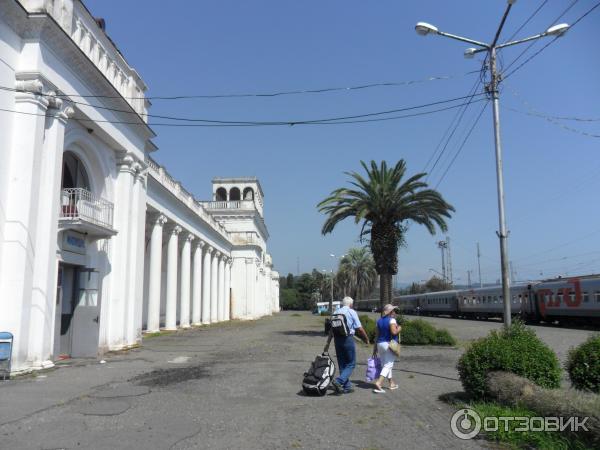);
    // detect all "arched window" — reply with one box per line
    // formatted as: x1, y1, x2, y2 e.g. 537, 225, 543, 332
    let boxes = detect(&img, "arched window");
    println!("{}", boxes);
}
215, 187, 227, 201
243, 187, 254, 201
61, 152, 90, 190
230, 187, 241, 201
